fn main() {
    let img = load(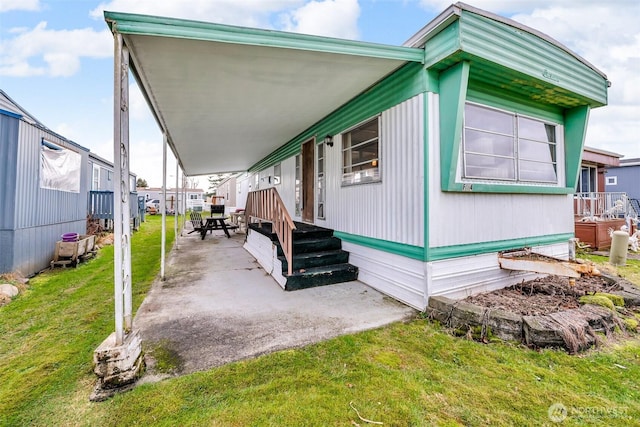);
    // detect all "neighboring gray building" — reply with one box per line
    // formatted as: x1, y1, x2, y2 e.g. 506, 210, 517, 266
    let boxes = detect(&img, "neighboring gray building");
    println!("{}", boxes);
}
0, 90, 90, 276
605, 158, 640, 201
